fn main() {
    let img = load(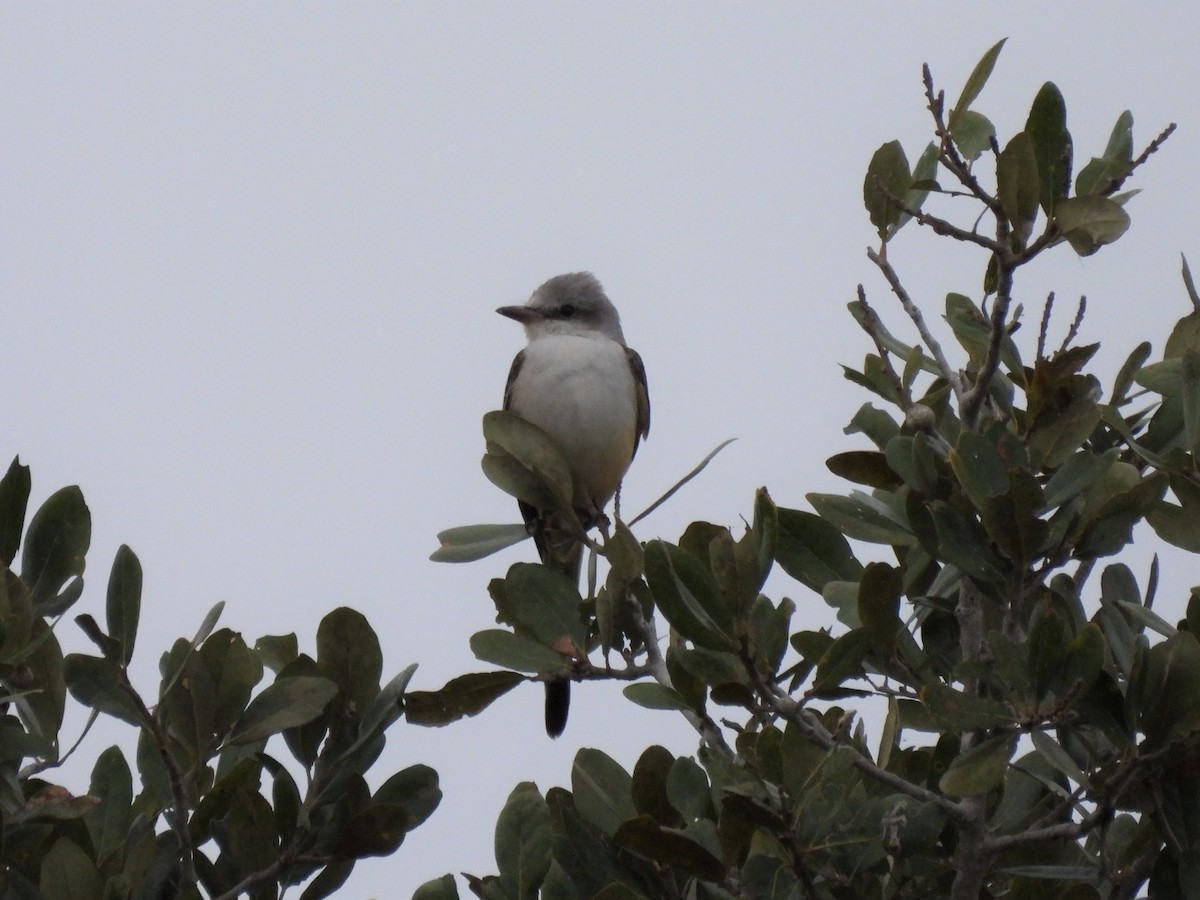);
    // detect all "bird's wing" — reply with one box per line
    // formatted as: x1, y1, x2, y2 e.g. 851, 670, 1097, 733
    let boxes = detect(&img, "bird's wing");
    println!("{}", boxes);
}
627, 347, 651, 457
502, 348, 525, 411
